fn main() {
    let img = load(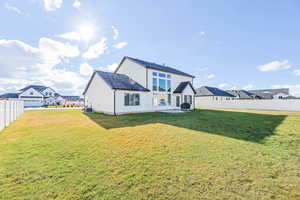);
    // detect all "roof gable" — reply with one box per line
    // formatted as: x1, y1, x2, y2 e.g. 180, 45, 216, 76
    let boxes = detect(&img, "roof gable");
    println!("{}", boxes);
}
115, 56, 195, 78
173, 82, 196, 94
